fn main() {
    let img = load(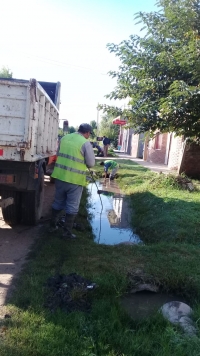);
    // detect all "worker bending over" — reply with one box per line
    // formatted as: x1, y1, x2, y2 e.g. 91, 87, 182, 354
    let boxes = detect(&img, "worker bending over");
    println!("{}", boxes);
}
93, 143, 104, 157
100, 160, 119, 180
